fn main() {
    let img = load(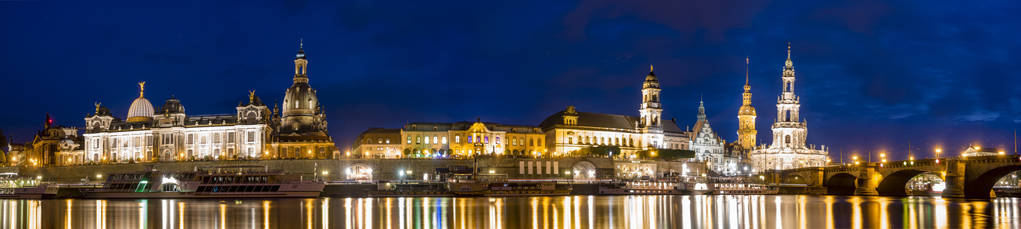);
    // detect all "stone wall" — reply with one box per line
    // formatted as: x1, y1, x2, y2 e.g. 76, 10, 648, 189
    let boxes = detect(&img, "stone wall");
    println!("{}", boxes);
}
0, 157, 680, 183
